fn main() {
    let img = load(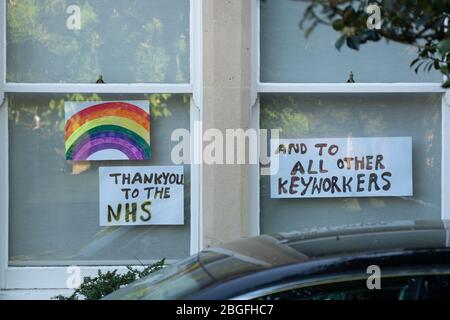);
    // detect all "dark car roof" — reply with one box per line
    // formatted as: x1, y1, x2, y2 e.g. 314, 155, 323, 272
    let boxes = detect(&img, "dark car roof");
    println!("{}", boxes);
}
205, 220, 450, 276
